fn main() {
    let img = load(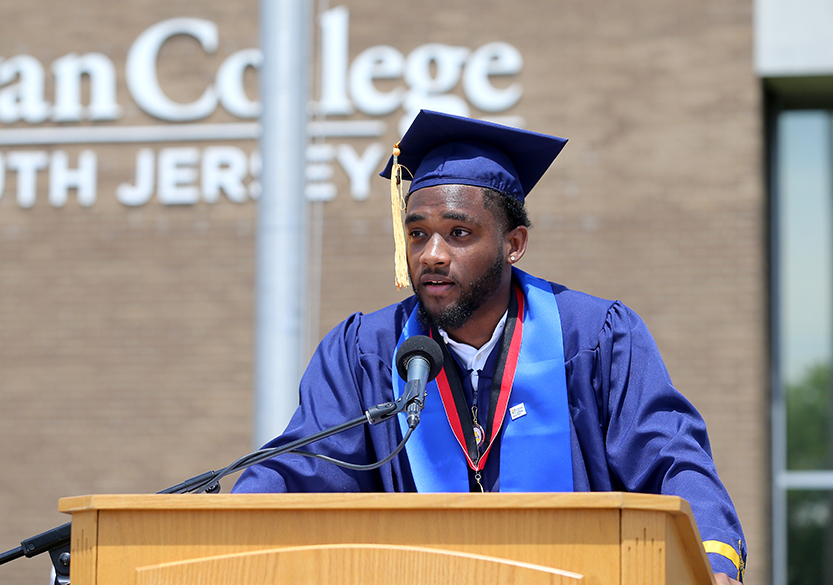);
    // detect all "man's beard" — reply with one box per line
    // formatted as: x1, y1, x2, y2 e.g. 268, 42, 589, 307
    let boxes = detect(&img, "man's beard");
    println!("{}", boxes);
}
414, 251, 505, 333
